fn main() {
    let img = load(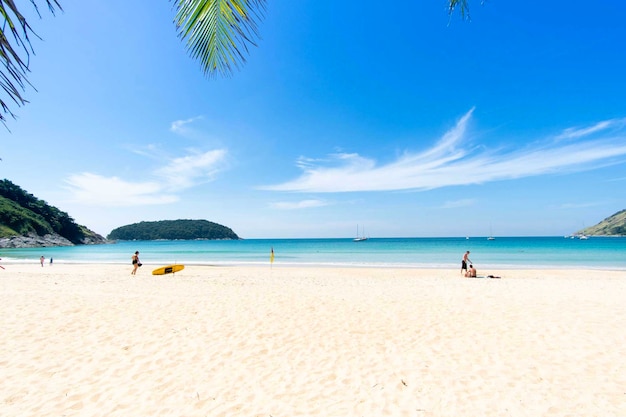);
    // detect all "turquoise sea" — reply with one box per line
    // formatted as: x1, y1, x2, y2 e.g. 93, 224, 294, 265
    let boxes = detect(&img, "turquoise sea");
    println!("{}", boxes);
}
2, 237, 626, 270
